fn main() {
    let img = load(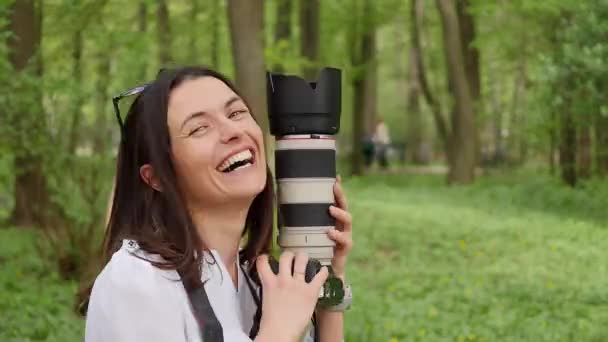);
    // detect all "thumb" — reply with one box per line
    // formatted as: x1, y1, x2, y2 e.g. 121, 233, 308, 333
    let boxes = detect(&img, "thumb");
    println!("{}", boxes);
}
309, 266, 329, 290
256, 254, 275, 288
